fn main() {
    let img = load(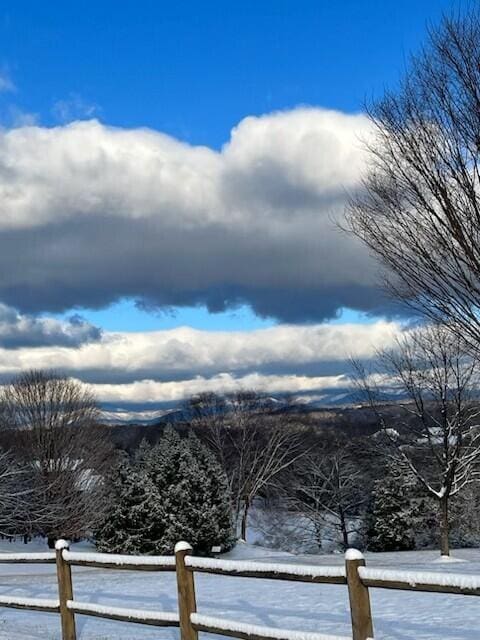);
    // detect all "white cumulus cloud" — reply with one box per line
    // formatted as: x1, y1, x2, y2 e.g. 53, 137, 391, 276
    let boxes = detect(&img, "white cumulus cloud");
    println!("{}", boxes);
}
0, 108, 383, 321
0, 320, 401, 384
